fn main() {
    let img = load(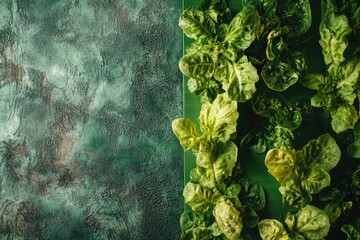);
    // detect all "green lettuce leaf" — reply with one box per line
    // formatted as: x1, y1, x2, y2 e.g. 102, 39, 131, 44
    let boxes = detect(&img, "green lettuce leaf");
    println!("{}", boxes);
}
183, 182, 214, 212
172, 118, 200, 151
259, 205, 330, 240
213, 197, 243, 240
199, 0, 231, 24
265, 134, 341, 207
306, 58, 359, 134
266, 30, 286, 61
319, 12, 352, 66
285, 205, 330, 240
223, 7, 260, 50
179, 7, 217, 43
212, 141, 238, 182
310, 92, 338, 109
300, 73, 334, 93
180, 211, 223, 240
238, 178, 266, 211
279, 179, 311, 208
196, 141, 238, 183
258, 219, 290, 240
261, 50, 307, 92
179, 51, 216, 81
277, 0, 312, 37
348, 122, 360, 158
301, 133, 341, 172
198, 93, 239, 141
341, 224, 360, 240
190, 166, 217, 190
301, 168, 331, 194
265, 148, 297, 183
333, 58, 360, 104
331, 104, 359, 133
215, 55, 259, 102
180, 211, 206, 232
